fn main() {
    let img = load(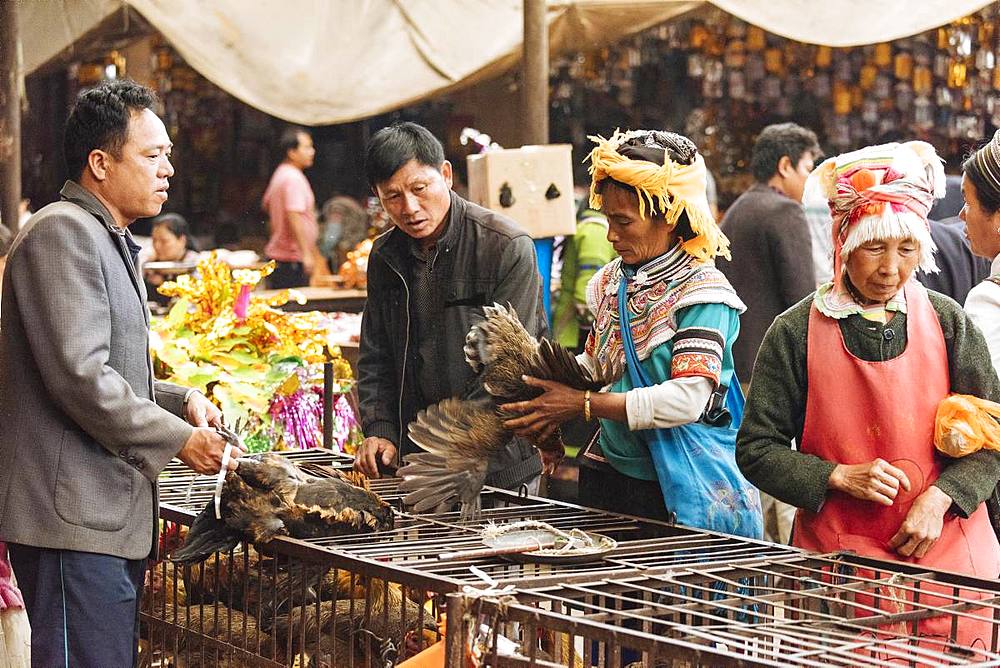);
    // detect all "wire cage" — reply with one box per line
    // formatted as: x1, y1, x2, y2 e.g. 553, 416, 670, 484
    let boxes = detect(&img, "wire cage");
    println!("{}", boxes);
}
445, 551, 1000, 668
141, 449, 798, 667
